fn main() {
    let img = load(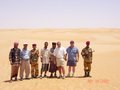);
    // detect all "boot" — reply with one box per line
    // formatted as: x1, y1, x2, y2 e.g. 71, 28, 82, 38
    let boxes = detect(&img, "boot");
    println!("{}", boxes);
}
50, 73, 53, 78
15, 77, 17, 81
84, 70, 87, 77
87, 71, 91, 77
54, 72, 57, 78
